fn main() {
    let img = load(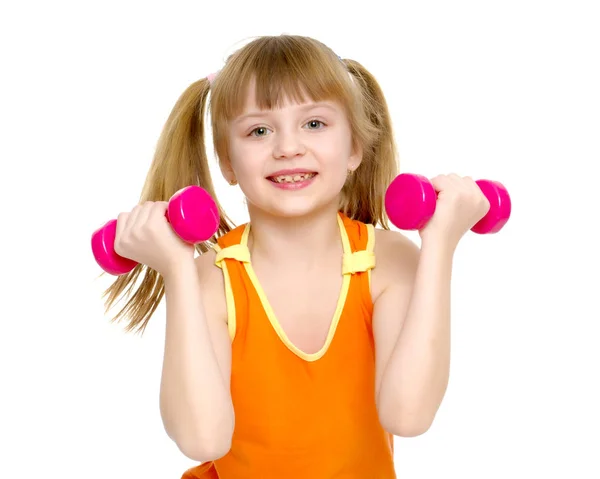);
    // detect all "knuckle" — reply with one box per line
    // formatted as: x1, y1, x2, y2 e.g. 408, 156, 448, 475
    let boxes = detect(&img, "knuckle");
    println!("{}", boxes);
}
114, 237, 127, 257
140, 219, 159, 236
131, 226, 145, 240
152, 202, 166, 213
138, 226, 151, 238
456, 187, 467, 197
